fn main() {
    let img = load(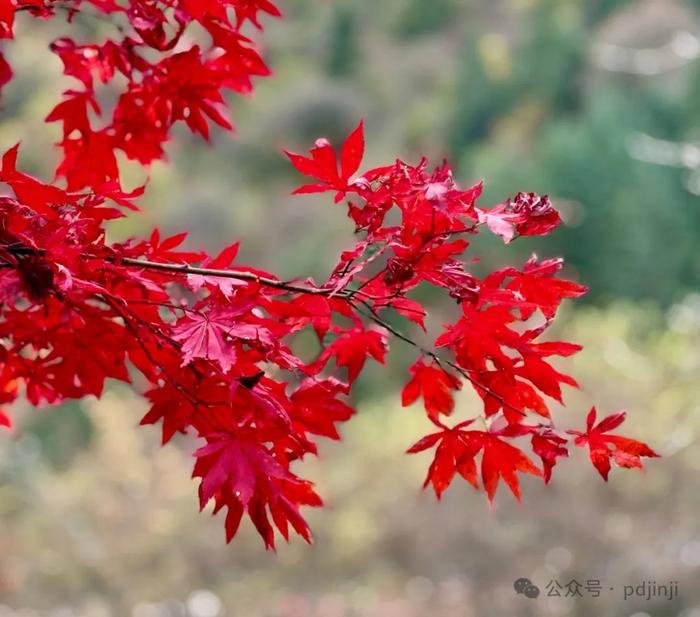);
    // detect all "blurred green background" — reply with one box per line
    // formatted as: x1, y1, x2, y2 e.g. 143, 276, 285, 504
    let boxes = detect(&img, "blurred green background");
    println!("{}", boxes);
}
2, 0, 700, 615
